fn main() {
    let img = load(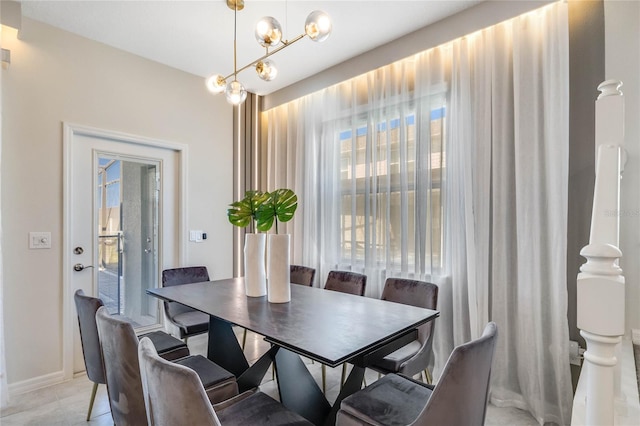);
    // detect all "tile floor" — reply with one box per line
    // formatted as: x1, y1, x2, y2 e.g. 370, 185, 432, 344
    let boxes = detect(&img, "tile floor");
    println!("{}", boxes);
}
1, 329, 539, 425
